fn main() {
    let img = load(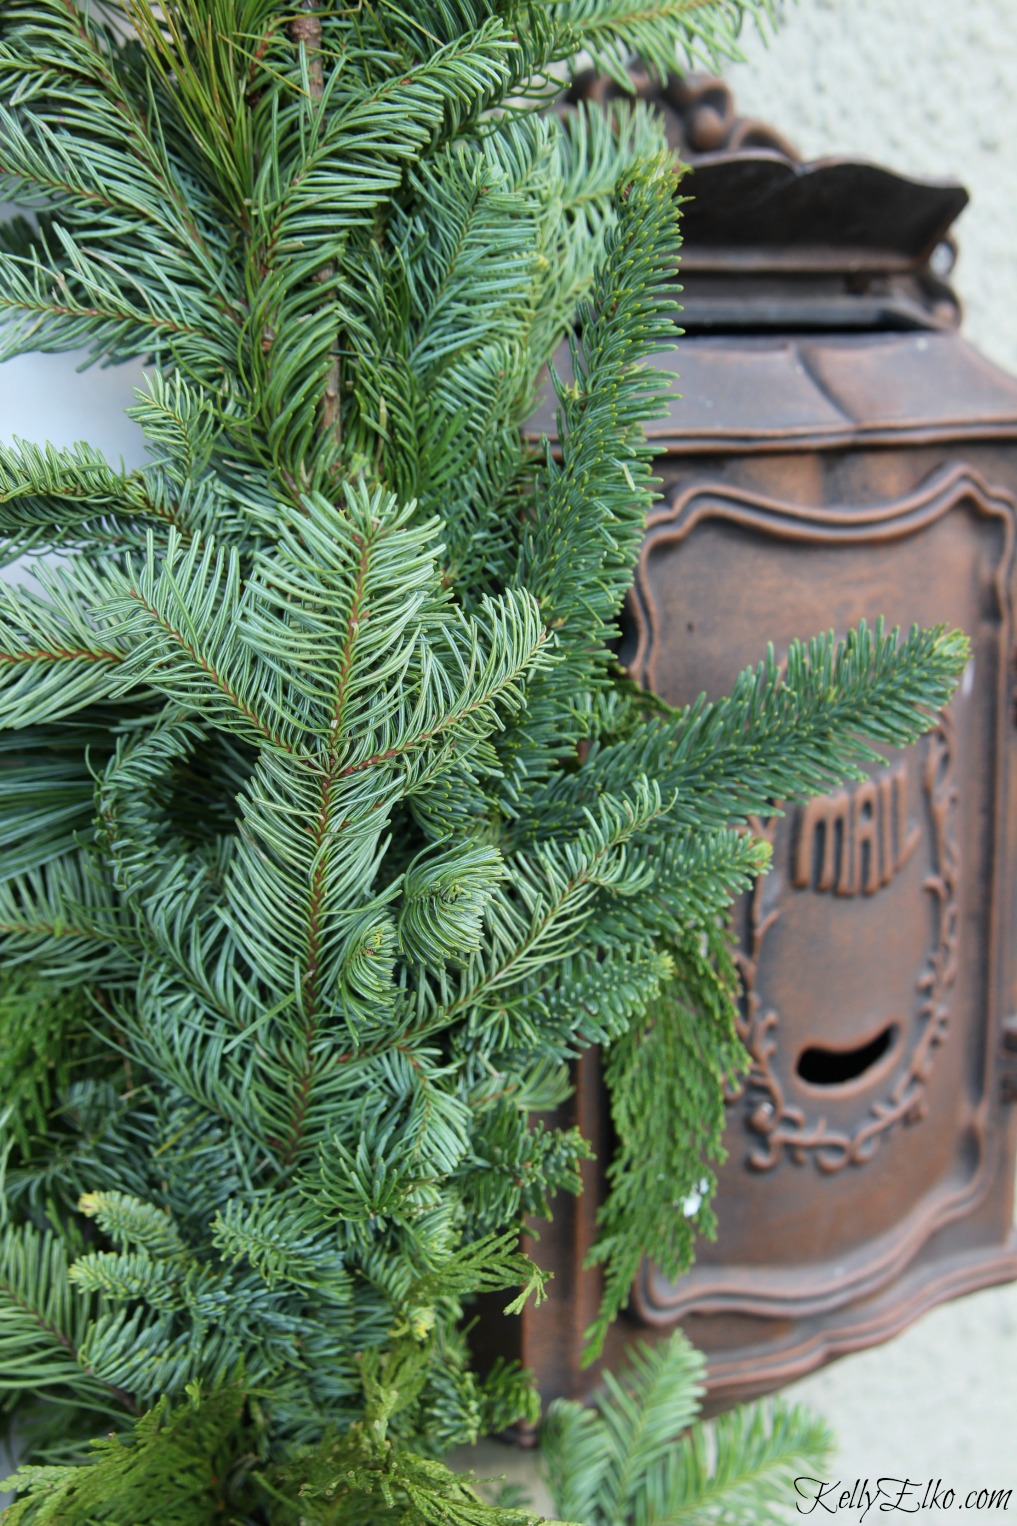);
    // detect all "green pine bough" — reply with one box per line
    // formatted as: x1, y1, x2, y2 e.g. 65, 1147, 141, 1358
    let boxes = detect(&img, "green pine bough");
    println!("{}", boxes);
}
0, 2, 963, 1522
